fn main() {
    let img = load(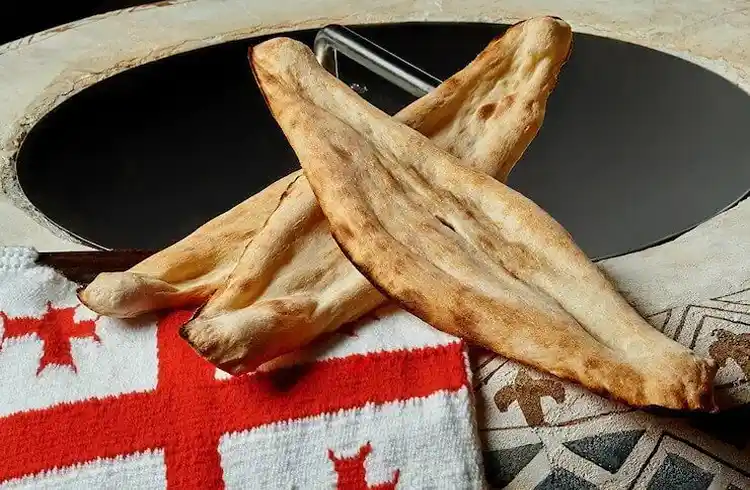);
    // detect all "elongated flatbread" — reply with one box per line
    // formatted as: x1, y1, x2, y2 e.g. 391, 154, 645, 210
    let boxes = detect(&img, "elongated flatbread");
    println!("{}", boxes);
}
82, 17, 572, 371
80, 17, 569, 320
252, 37, 717, 410
175, 18, 573, 373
